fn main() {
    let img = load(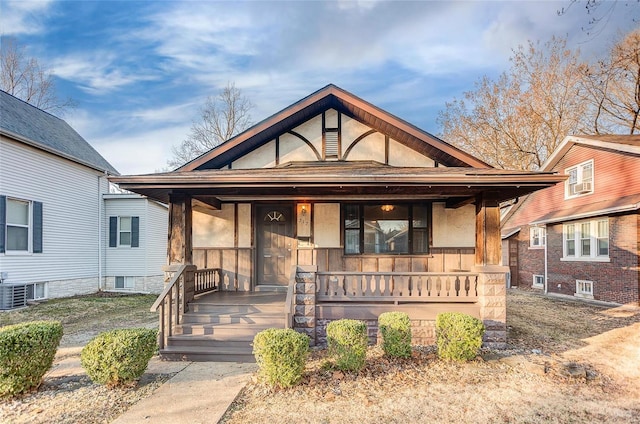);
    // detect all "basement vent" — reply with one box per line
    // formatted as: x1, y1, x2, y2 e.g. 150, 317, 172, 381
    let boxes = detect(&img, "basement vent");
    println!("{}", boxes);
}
325, 130, 339, 158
